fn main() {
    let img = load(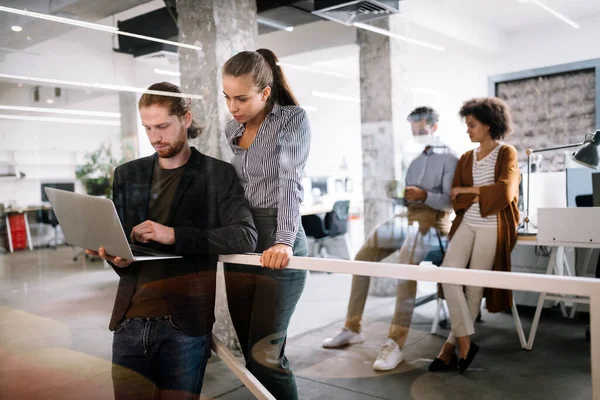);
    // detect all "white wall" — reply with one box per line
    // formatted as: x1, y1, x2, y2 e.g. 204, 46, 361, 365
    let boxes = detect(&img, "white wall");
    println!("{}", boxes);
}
0, 0, 177, 207
0, 24, 127, 206
489, 13, 600, 76
0, 82, 122, 206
